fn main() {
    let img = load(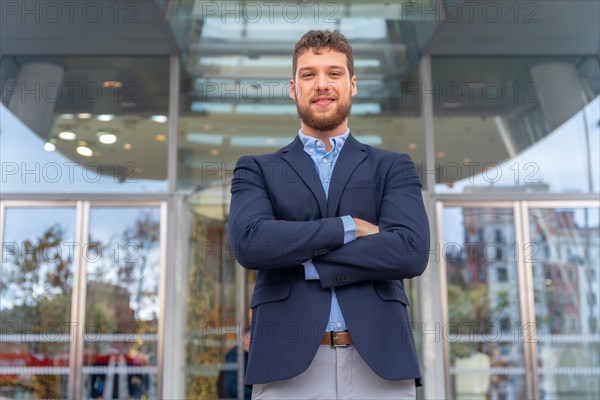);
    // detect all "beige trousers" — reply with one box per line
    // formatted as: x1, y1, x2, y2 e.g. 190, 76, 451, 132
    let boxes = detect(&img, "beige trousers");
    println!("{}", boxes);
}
251, 344, 416, 400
